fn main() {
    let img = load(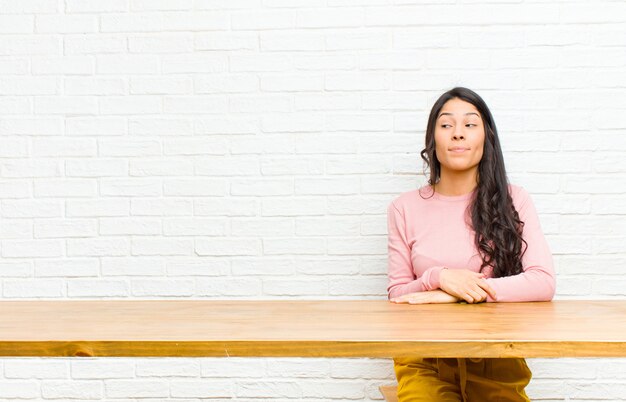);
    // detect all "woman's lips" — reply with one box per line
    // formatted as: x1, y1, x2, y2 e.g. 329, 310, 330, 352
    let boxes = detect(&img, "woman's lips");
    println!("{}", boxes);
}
449, 147, 469, 153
